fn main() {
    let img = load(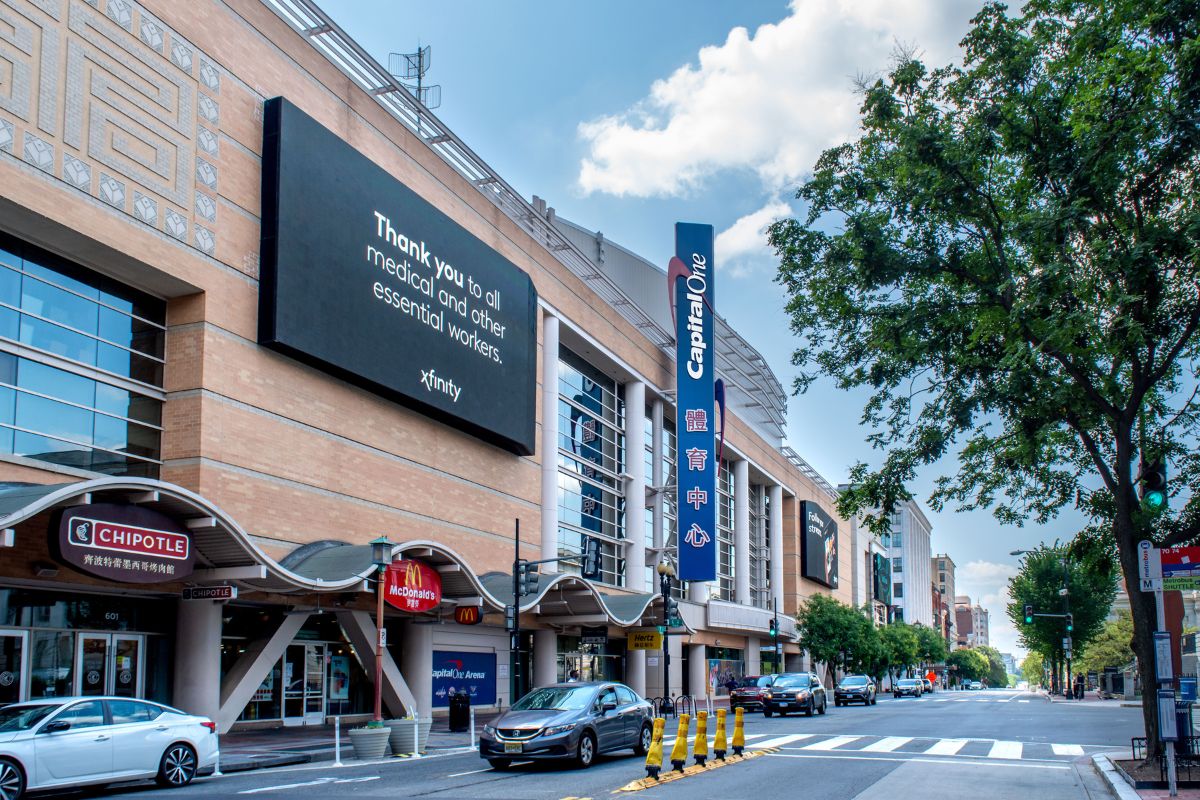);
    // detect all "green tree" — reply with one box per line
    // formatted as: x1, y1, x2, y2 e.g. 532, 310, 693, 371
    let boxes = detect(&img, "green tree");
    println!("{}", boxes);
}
1077, 611, 1135, 676
1021, 651, 1045, 687
975, 645, 1010, 688
768, 0, 1200, 754
879, 621, 920, 678
946, 648, 989, 683
914, 624, 949, 665
1008, 544, 1116, 671
795, 594, 878, 680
